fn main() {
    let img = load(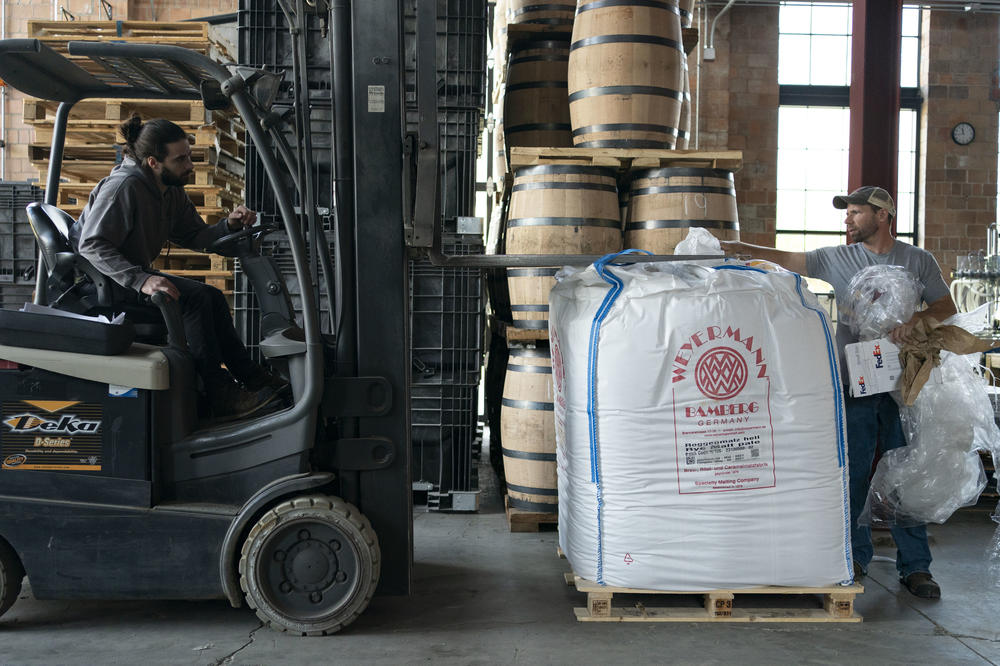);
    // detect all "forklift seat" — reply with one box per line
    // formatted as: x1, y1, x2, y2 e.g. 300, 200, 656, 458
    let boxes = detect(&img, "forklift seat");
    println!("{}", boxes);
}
26, 202, 168, 343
